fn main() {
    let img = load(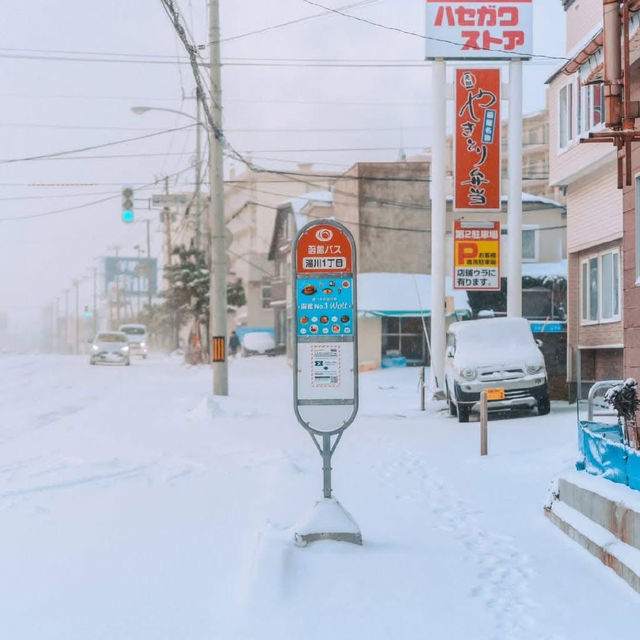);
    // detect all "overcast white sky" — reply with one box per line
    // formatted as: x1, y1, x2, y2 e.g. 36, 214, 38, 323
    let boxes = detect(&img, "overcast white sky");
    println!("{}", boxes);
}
0, 0, 566, 331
